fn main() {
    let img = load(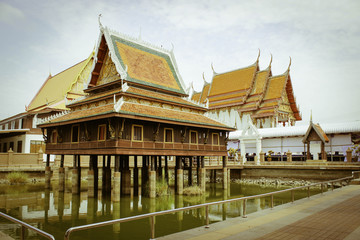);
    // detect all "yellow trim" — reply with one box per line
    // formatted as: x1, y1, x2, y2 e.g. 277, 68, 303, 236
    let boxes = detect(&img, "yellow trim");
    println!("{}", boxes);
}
164, 128, 174, 143
97, 124, 106, 141
189, 130, 198, 144
212, 133, 220, 146
132, 124, 143, 142
71, 125, 80, 143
